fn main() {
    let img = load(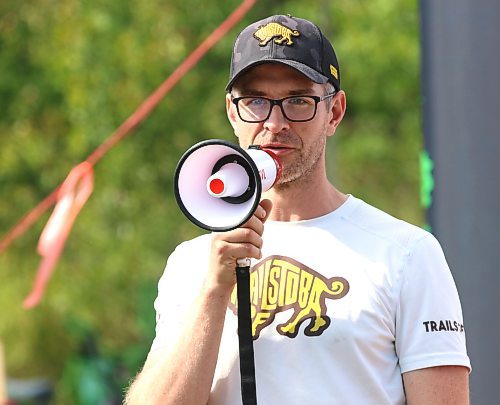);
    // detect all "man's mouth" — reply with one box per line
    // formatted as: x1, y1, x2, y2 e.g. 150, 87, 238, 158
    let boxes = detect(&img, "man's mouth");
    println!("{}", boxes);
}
260, 143, 295, 156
